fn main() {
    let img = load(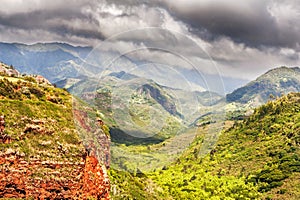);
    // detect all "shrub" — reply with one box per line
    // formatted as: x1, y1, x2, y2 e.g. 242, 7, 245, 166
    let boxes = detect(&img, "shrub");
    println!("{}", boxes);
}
29, 87, 45, 98
23, 76, 37, 83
